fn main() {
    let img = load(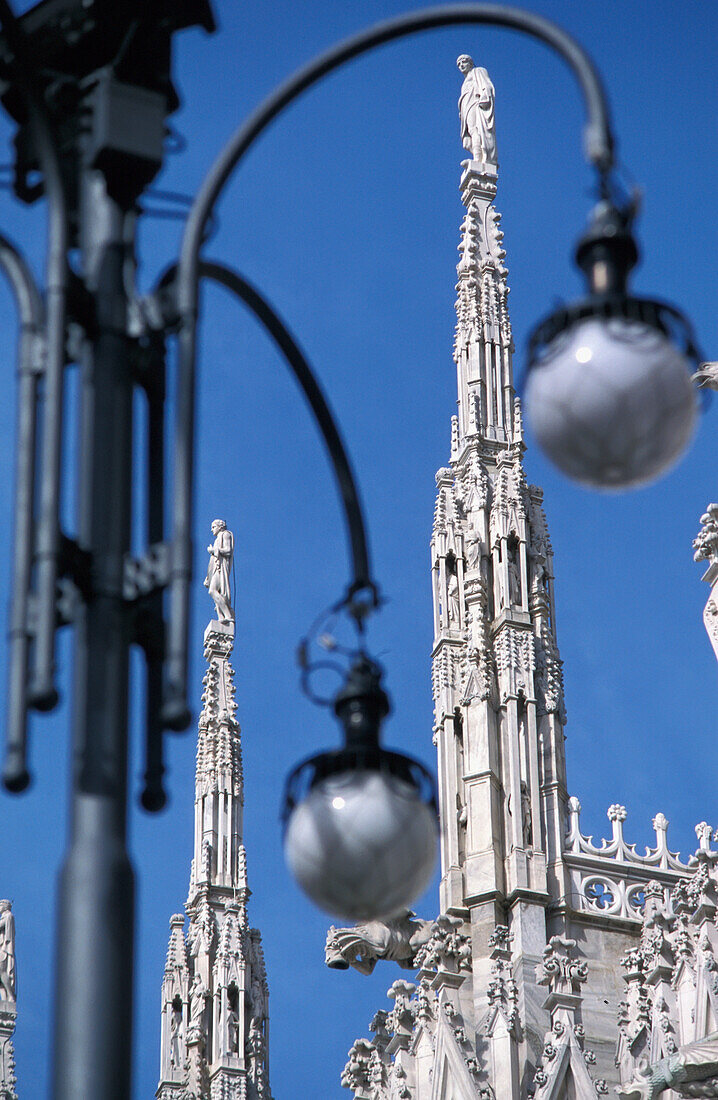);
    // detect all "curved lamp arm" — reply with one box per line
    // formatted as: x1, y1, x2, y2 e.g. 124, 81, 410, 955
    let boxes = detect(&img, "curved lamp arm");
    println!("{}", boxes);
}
196, 261, 376, 607
158, 258, 376, 598
162, 3, 617, 728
